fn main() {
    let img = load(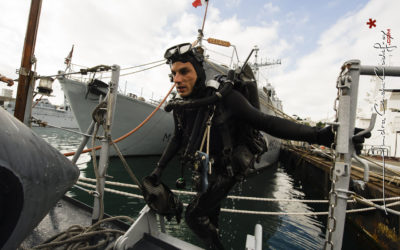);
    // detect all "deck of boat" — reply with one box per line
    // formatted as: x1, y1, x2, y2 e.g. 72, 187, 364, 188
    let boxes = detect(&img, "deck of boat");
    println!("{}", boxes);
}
20, 196, 130, 249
